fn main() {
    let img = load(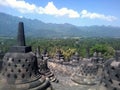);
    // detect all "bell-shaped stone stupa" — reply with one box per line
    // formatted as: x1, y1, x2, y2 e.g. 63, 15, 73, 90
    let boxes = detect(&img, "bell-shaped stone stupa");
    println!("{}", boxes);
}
0, 22, 52, 90
36, 46, 58, 83
99, 50, 120, 90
